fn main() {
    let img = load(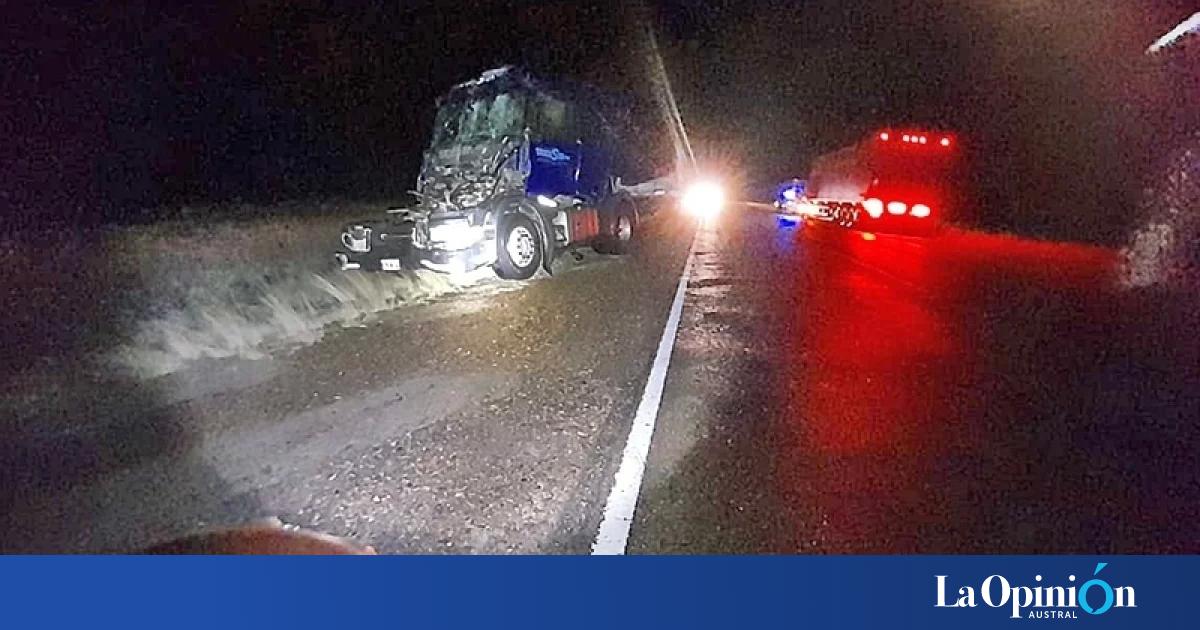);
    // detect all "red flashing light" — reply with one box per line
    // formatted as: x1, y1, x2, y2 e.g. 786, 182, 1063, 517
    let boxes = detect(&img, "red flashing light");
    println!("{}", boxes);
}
879, 132, 890, 141
902, 134, 911, 142
919, 136, 927, 144
887, 201, 907, 215
939, 137, 951, 147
